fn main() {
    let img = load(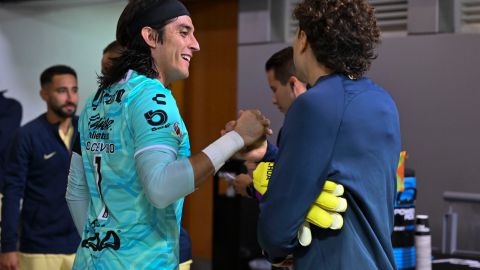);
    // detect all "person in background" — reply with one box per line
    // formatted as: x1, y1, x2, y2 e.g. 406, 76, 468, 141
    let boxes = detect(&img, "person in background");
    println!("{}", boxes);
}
256, 0, 401, 268
0, 65, 81, 270
232, 47, 306, 197
101, 41, 124, 75
0, 90, 22, 193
